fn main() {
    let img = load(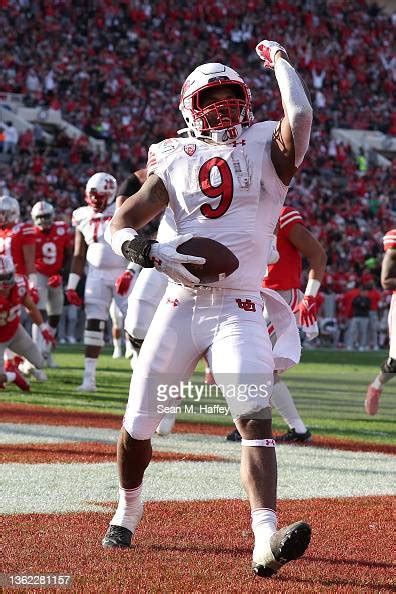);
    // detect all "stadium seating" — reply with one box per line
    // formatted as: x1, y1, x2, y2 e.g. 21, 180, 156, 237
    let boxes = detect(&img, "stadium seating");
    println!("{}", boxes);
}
0, 0, 394, 346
